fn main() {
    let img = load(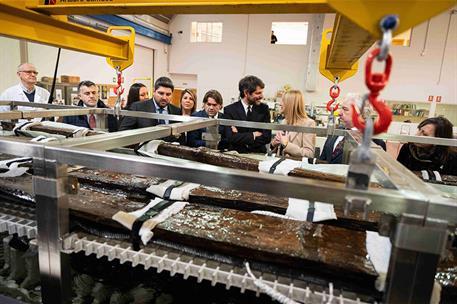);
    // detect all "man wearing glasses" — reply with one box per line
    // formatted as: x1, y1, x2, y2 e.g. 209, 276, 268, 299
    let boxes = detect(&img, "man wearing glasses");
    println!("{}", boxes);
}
0, 63, 50, 114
